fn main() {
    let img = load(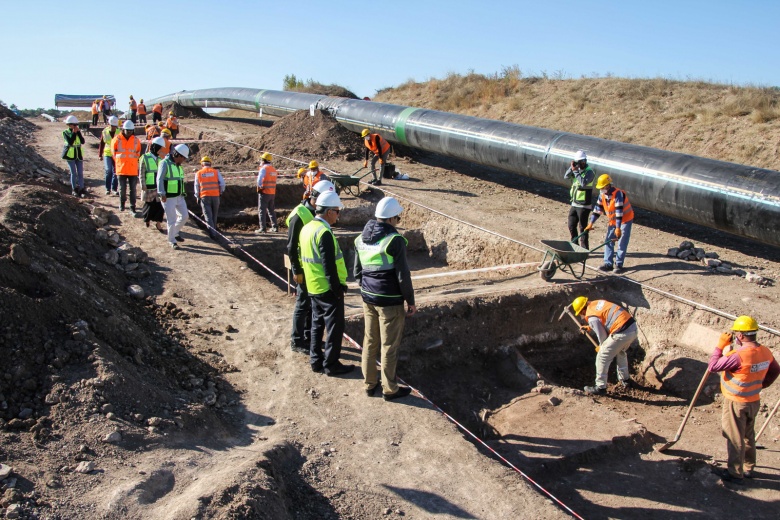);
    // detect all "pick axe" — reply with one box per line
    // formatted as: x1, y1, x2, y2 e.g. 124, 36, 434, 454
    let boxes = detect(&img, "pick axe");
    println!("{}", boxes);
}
558, 304, 600, 353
